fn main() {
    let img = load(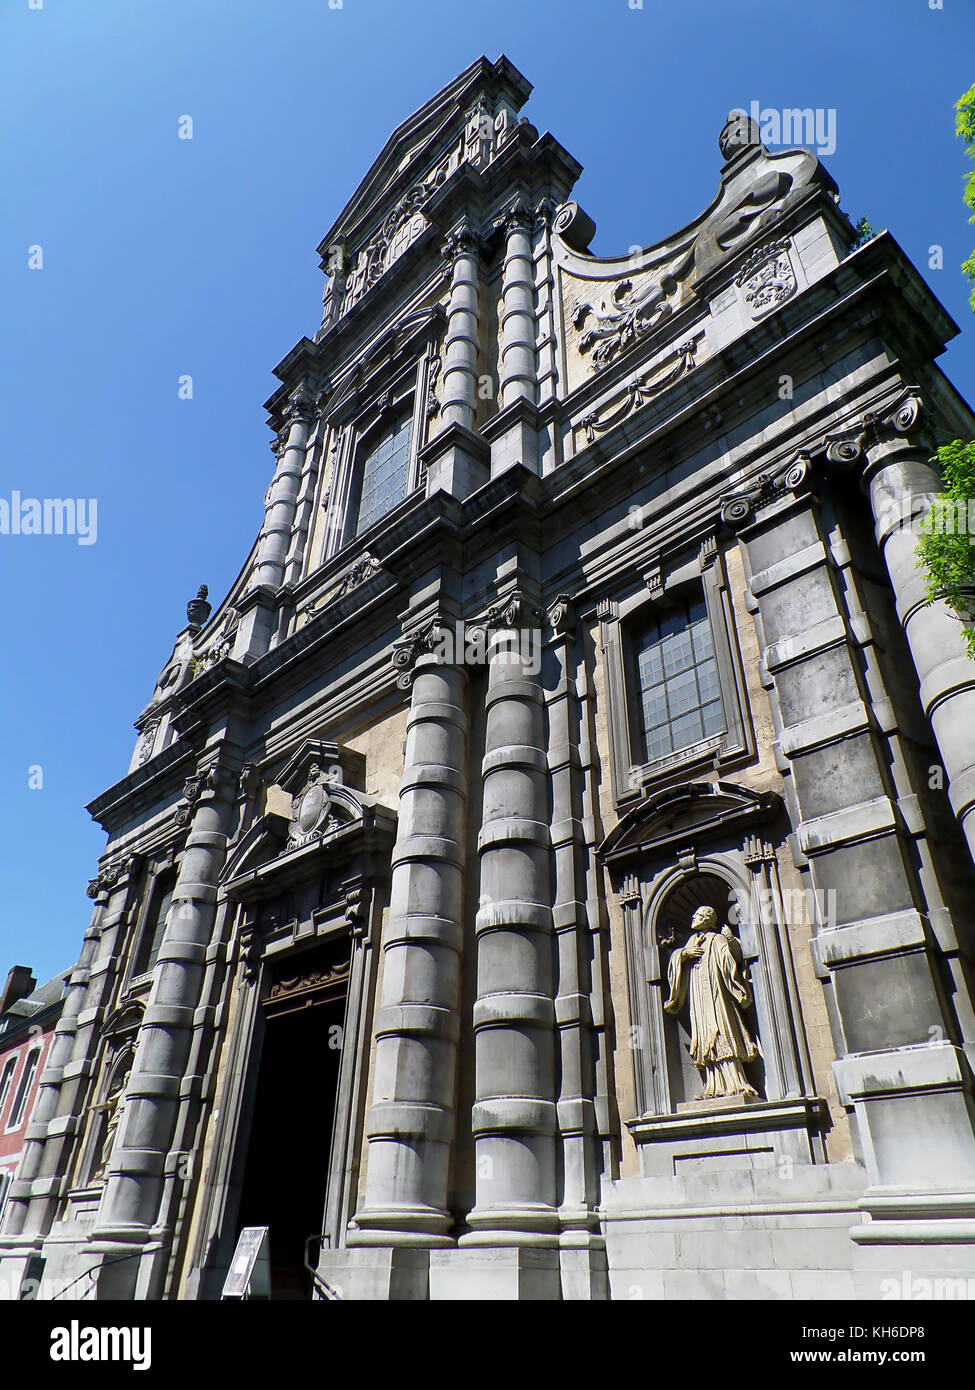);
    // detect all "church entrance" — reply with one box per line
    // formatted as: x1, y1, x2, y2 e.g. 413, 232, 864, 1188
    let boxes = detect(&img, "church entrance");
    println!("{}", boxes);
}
235, 942, 349, 1299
